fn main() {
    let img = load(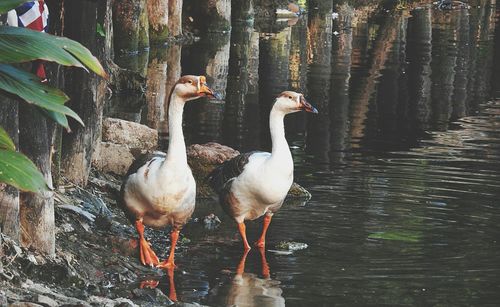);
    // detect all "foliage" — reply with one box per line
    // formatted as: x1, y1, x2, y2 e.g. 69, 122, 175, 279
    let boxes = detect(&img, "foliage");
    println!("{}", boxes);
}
0, 26, 107, 78
0, 3, 107, 192
0, 64, 83, 126
0, 0, 32, 13
0, 127, 48, 192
